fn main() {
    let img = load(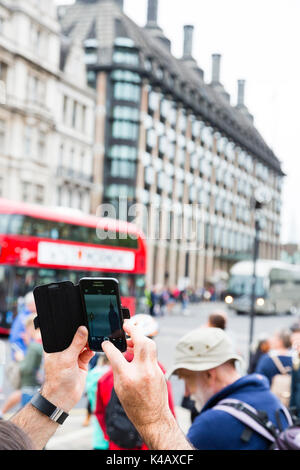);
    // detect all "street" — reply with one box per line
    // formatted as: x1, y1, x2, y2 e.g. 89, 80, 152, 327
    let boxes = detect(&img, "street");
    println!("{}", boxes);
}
0, 301, 298, 450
